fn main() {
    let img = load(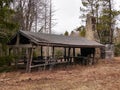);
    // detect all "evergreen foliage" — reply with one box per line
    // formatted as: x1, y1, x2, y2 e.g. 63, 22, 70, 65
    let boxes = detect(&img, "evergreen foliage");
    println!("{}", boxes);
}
64, 31, 69, 36
76, 25, 86, 37
0, 0, 18, 45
